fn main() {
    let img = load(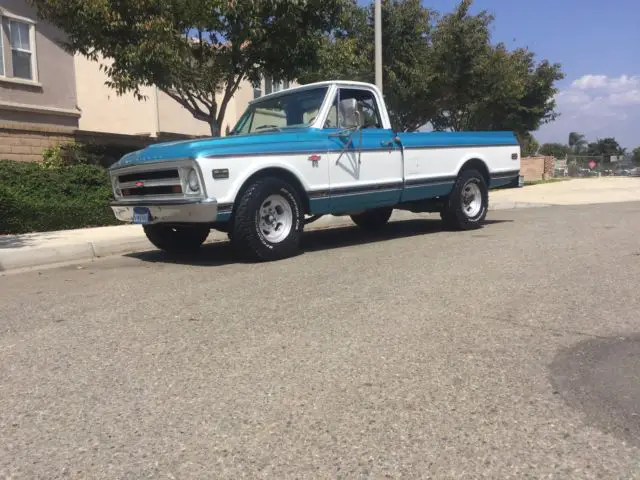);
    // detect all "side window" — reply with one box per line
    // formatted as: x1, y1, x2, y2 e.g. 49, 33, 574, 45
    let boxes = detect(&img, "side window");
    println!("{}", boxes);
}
338, 88, 383, 129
